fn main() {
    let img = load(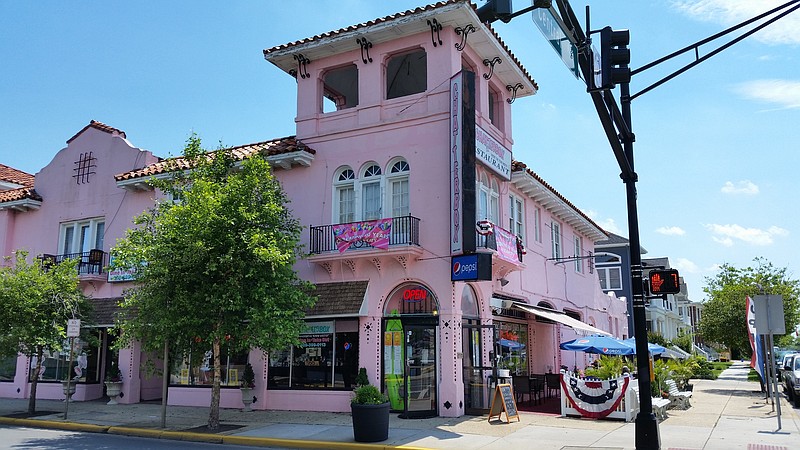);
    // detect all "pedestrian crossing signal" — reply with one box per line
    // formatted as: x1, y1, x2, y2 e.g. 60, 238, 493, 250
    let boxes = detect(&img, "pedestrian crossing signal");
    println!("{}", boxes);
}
648, 269, 680, 295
